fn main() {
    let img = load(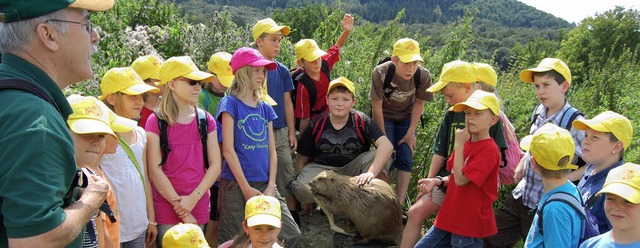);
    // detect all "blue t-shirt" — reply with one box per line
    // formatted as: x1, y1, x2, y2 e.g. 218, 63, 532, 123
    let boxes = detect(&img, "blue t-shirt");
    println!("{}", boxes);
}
525, 181, 583, 248
580, 231, 640, 248
577, 161, 624, 234
266, 61, 294, 129
216, 96, 277, 182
